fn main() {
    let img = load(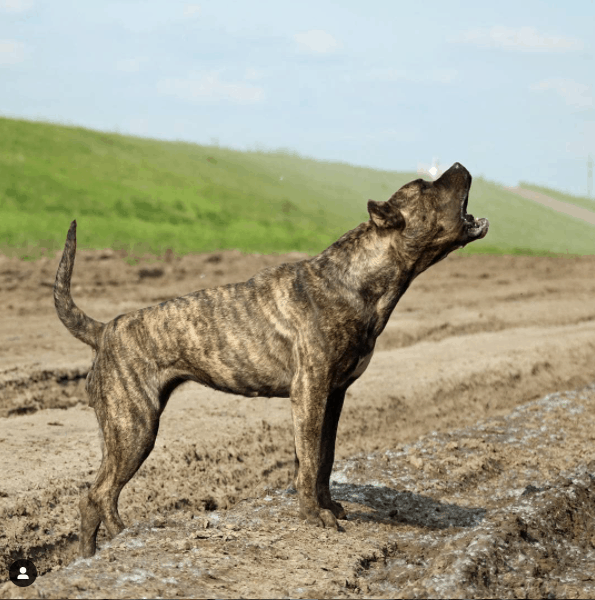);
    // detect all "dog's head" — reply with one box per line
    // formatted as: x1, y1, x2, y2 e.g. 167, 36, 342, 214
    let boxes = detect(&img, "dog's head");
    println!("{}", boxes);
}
367, 163, 488, 271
